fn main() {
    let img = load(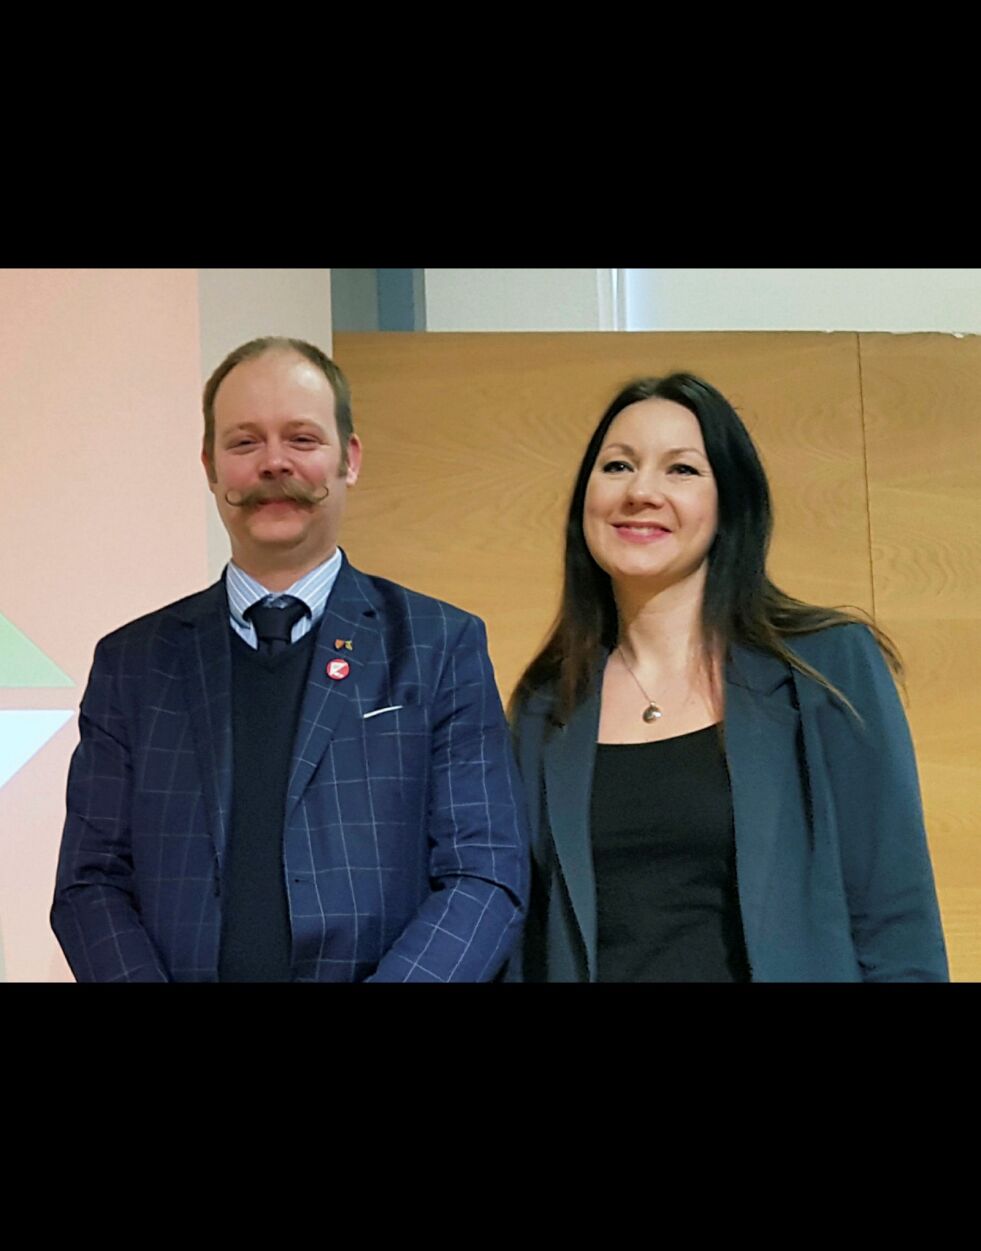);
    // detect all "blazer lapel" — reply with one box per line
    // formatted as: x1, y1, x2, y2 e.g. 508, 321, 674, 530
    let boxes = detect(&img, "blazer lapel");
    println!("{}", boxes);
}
724, 644, 800, 959
543, 683, 602, 981
285, 559, 382, 822
176, 581, 233, 865
538, 646, 801, 981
